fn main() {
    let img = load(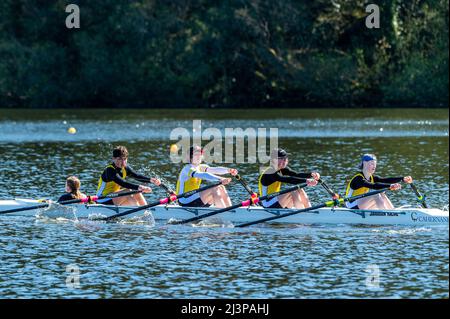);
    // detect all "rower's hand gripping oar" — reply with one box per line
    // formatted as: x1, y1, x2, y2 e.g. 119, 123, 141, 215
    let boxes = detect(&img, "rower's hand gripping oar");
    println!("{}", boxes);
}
318, 179, 340, 199
410, 183, 428, 208
235, 187, 390, 228
102, 181, 223, 221
172, 183, 308, 225
234, 174, 260, 206
0, 190, 142, 215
